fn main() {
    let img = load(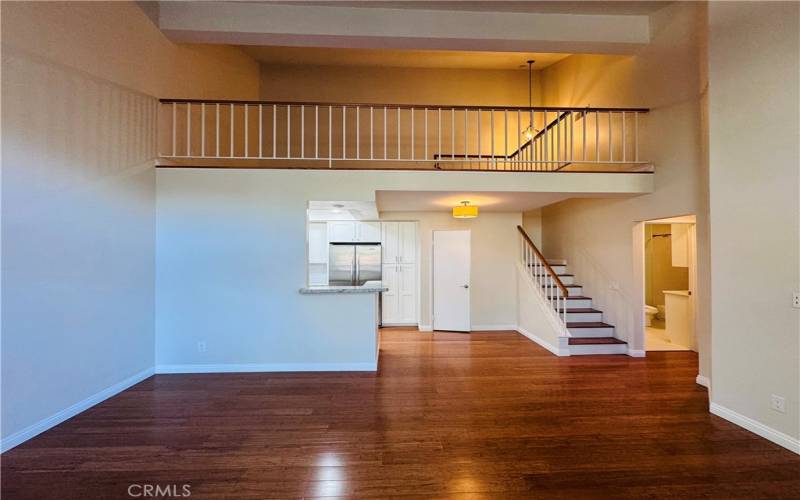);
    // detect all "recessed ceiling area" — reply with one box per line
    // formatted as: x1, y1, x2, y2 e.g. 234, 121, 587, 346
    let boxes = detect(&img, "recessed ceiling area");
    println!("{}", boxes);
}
269, 1, 672, 16
241, 46, 570, 70
376, 191, 573, 213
